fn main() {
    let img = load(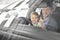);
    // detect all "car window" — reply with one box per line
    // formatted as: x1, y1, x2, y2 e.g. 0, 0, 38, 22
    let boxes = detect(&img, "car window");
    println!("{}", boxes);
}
0, 0, 60, 32
0, 0, 60, 40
